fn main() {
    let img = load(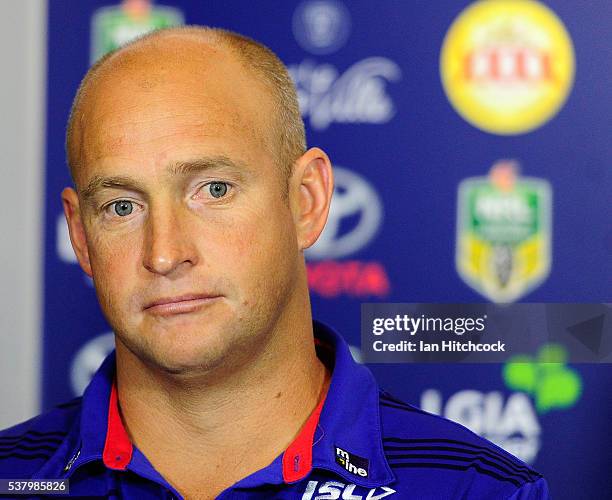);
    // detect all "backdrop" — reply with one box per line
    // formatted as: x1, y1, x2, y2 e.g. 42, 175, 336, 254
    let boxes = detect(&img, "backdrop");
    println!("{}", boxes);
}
44, 1, 612, 498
